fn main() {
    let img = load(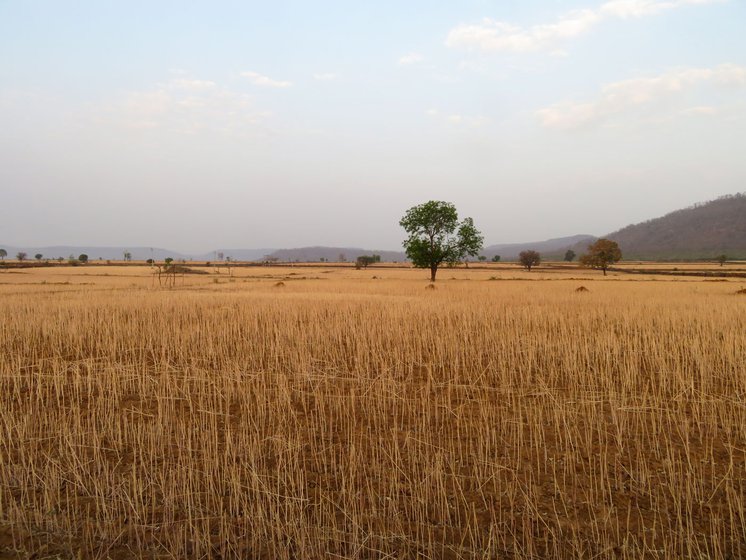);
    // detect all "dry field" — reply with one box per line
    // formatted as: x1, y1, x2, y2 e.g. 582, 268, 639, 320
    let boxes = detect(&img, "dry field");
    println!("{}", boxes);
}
1, 264, 745, 559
